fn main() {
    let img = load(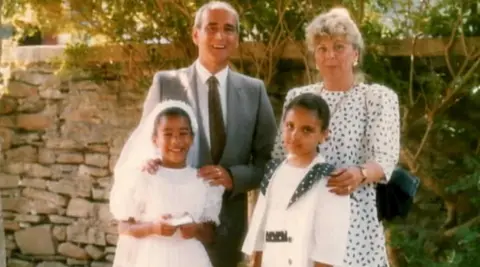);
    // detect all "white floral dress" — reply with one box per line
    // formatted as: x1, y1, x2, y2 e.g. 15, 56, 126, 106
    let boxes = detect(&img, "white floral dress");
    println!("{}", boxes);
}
271, 83, 400, 267
109, 166, 224, 267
